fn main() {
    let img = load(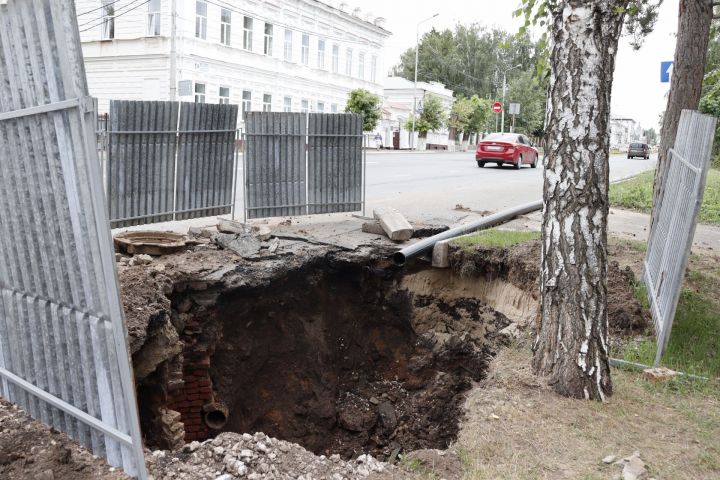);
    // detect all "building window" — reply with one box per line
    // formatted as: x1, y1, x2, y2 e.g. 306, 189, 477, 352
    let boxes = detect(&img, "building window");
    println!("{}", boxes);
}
195, 1, 207, 39
301, 34, 309, 65
316, 102, 325, 113
241, 90, 252, 118
243, 16, 253, 51
358, 52, 365, 79
301, 99, 309, 113
194, 83, 206, 103
345, 48, 353, 76
331, 104, 338, 113
371, 56, 377, 83
331, 44, 339, 73
263, 94, 272, 112
147, 0, 160, 36
220, 9, 231, 46
219, 87, 230, 105
101, 0, 115, 39
284, 29, 293, 62
264, 23, 273, 55
283, 96, 292, 112
317, 39, 325, 69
